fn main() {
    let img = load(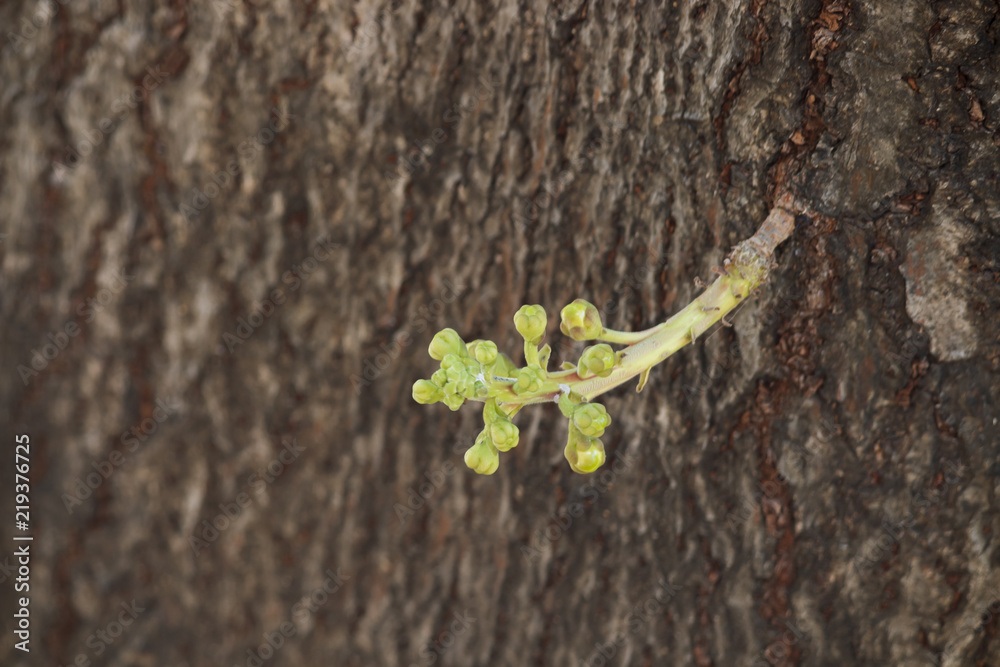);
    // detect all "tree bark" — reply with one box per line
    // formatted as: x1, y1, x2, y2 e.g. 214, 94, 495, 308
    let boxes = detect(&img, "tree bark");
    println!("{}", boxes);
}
2, 1, 999, 666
